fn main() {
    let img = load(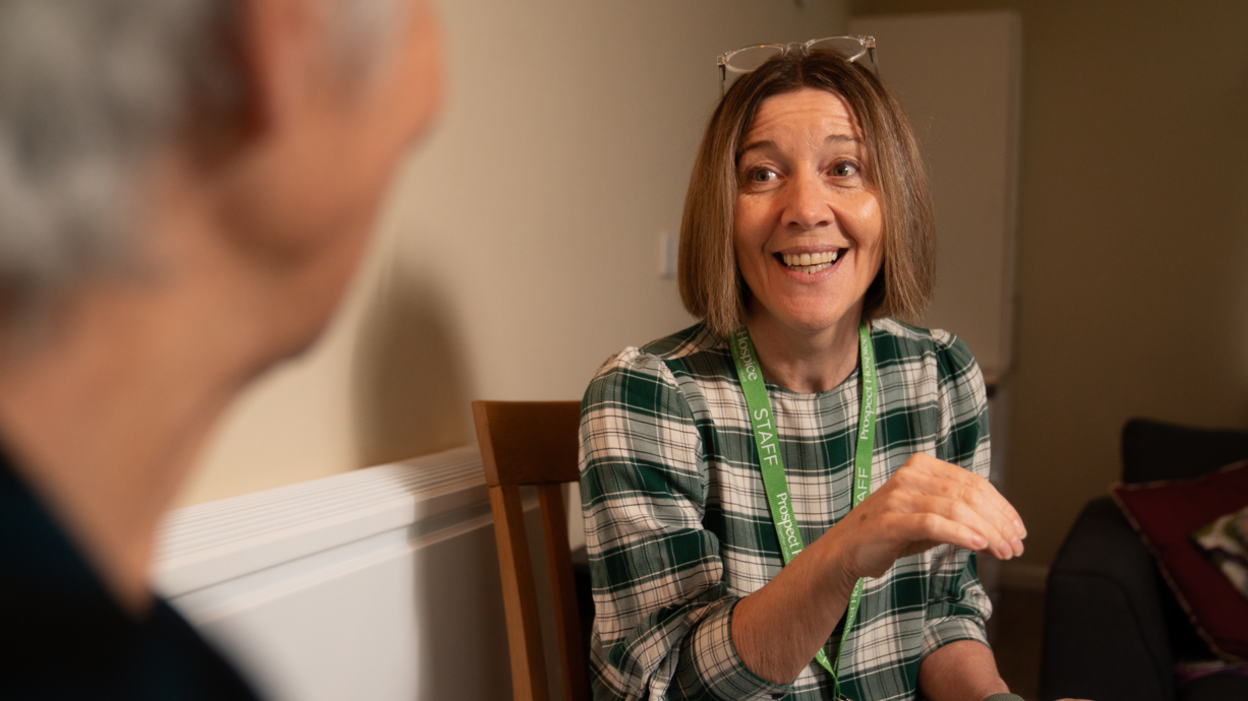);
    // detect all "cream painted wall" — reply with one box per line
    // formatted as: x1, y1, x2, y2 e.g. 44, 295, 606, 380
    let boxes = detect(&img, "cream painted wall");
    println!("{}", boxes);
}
854, 0, 1248, 566
176, 0, 847, 507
